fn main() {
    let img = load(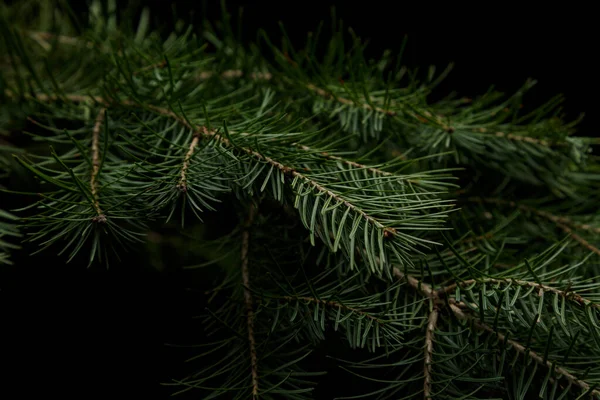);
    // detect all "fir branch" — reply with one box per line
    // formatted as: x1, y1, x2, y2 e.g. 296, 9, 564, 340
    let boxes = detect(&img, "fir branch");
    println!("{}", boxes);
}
3, 9, 599, 397
135, 65, 272, 81
5, 90, 105, 104
241, 203, 259, 399
21, 29, 275, 82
